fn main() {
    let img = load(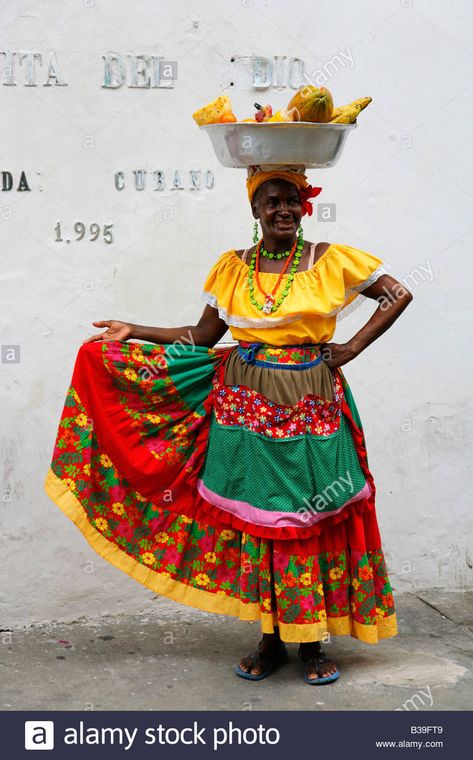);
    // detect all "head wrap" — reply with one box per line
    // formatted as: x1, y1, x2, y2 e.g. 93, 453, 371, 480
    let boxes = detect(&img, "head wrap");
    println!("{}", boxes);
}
246, 164, 322, 216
